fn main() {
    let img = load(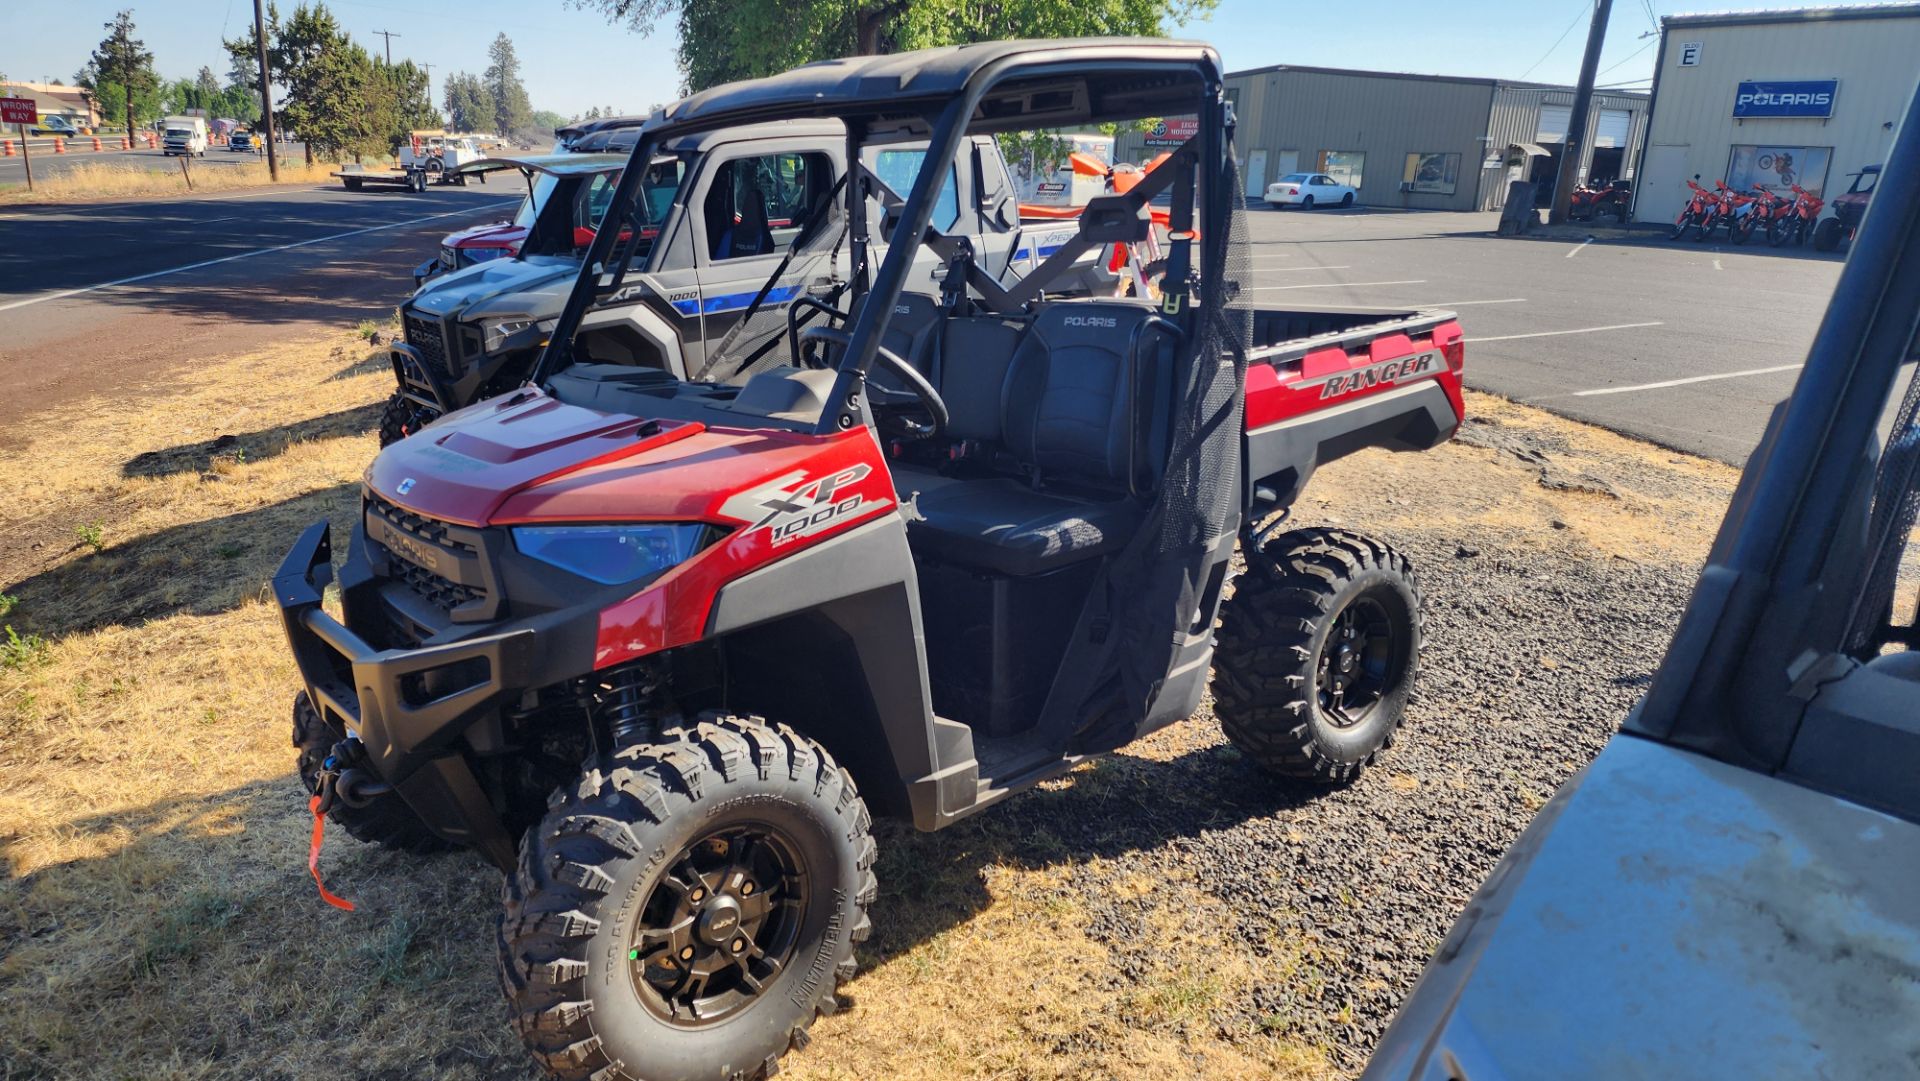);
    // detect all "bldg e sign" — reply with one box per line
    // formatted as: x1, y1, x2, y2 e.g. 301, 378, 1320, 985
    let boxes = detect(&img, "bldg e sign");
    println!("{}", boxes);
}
1733, 80, 1838, 119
